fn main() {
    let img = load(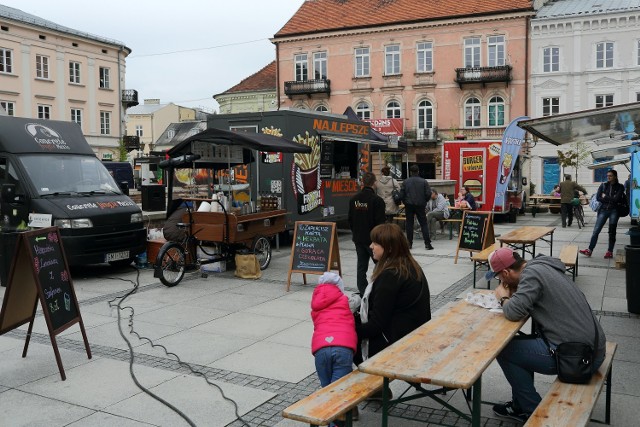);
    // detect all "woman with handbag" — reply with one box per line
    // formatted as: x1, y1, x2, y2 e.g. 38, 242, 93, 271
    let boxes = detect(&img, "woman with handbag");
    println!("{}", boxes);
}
375, 166, 400, 222
580, 169, 626, 259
